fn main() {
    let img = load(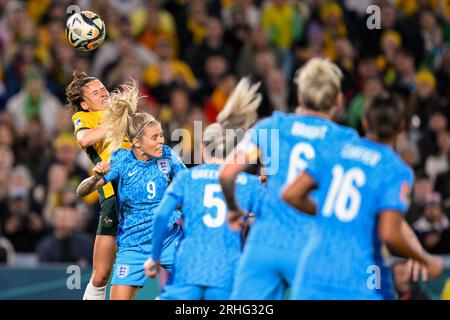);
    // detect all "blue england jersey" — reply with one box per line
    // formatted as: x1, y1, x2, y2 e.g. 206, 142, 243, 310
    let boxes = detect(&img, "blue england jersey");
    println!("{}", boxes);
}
292, 138, 414, 300
241, 111, 358, 251
152, 164, 265, 291
103, 145, 186, 248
